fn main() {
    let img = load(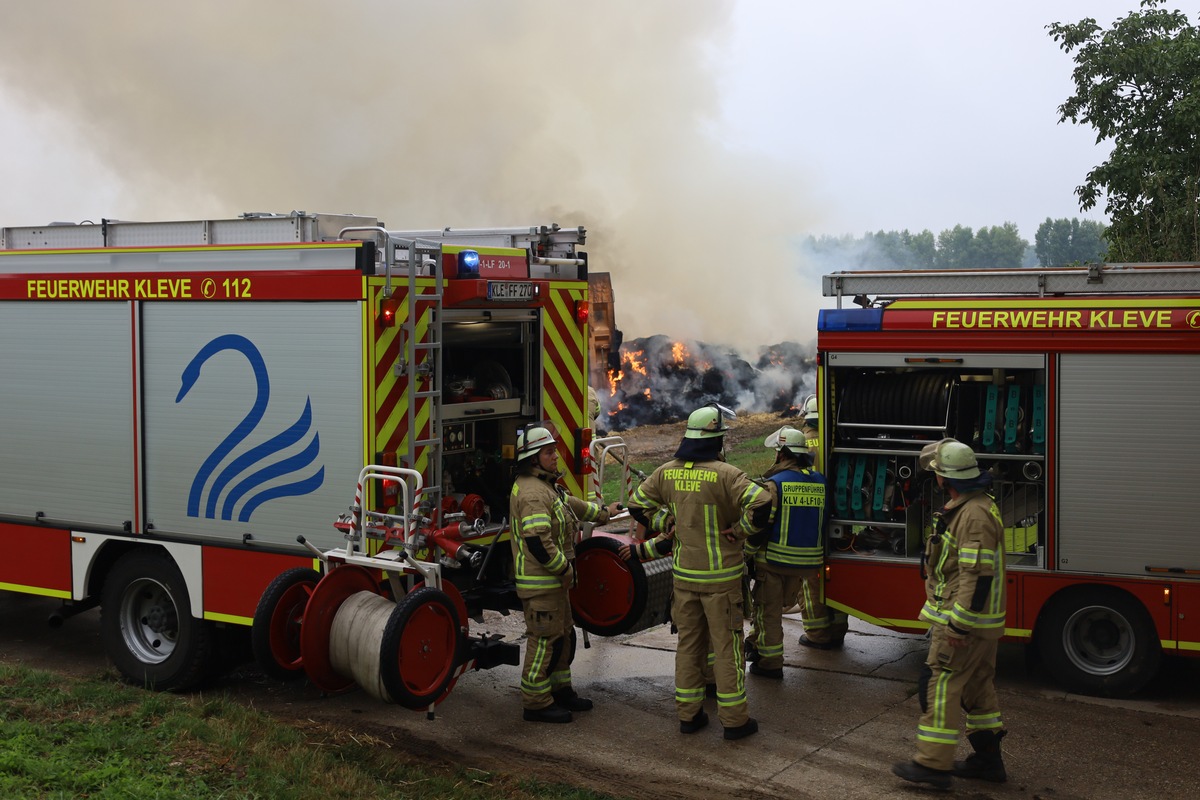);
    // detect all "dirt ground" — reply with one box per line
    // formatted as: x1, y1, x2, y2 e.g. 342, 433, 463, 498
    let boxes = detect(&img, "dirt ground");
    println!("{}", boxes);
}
607, 411, 793, 463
